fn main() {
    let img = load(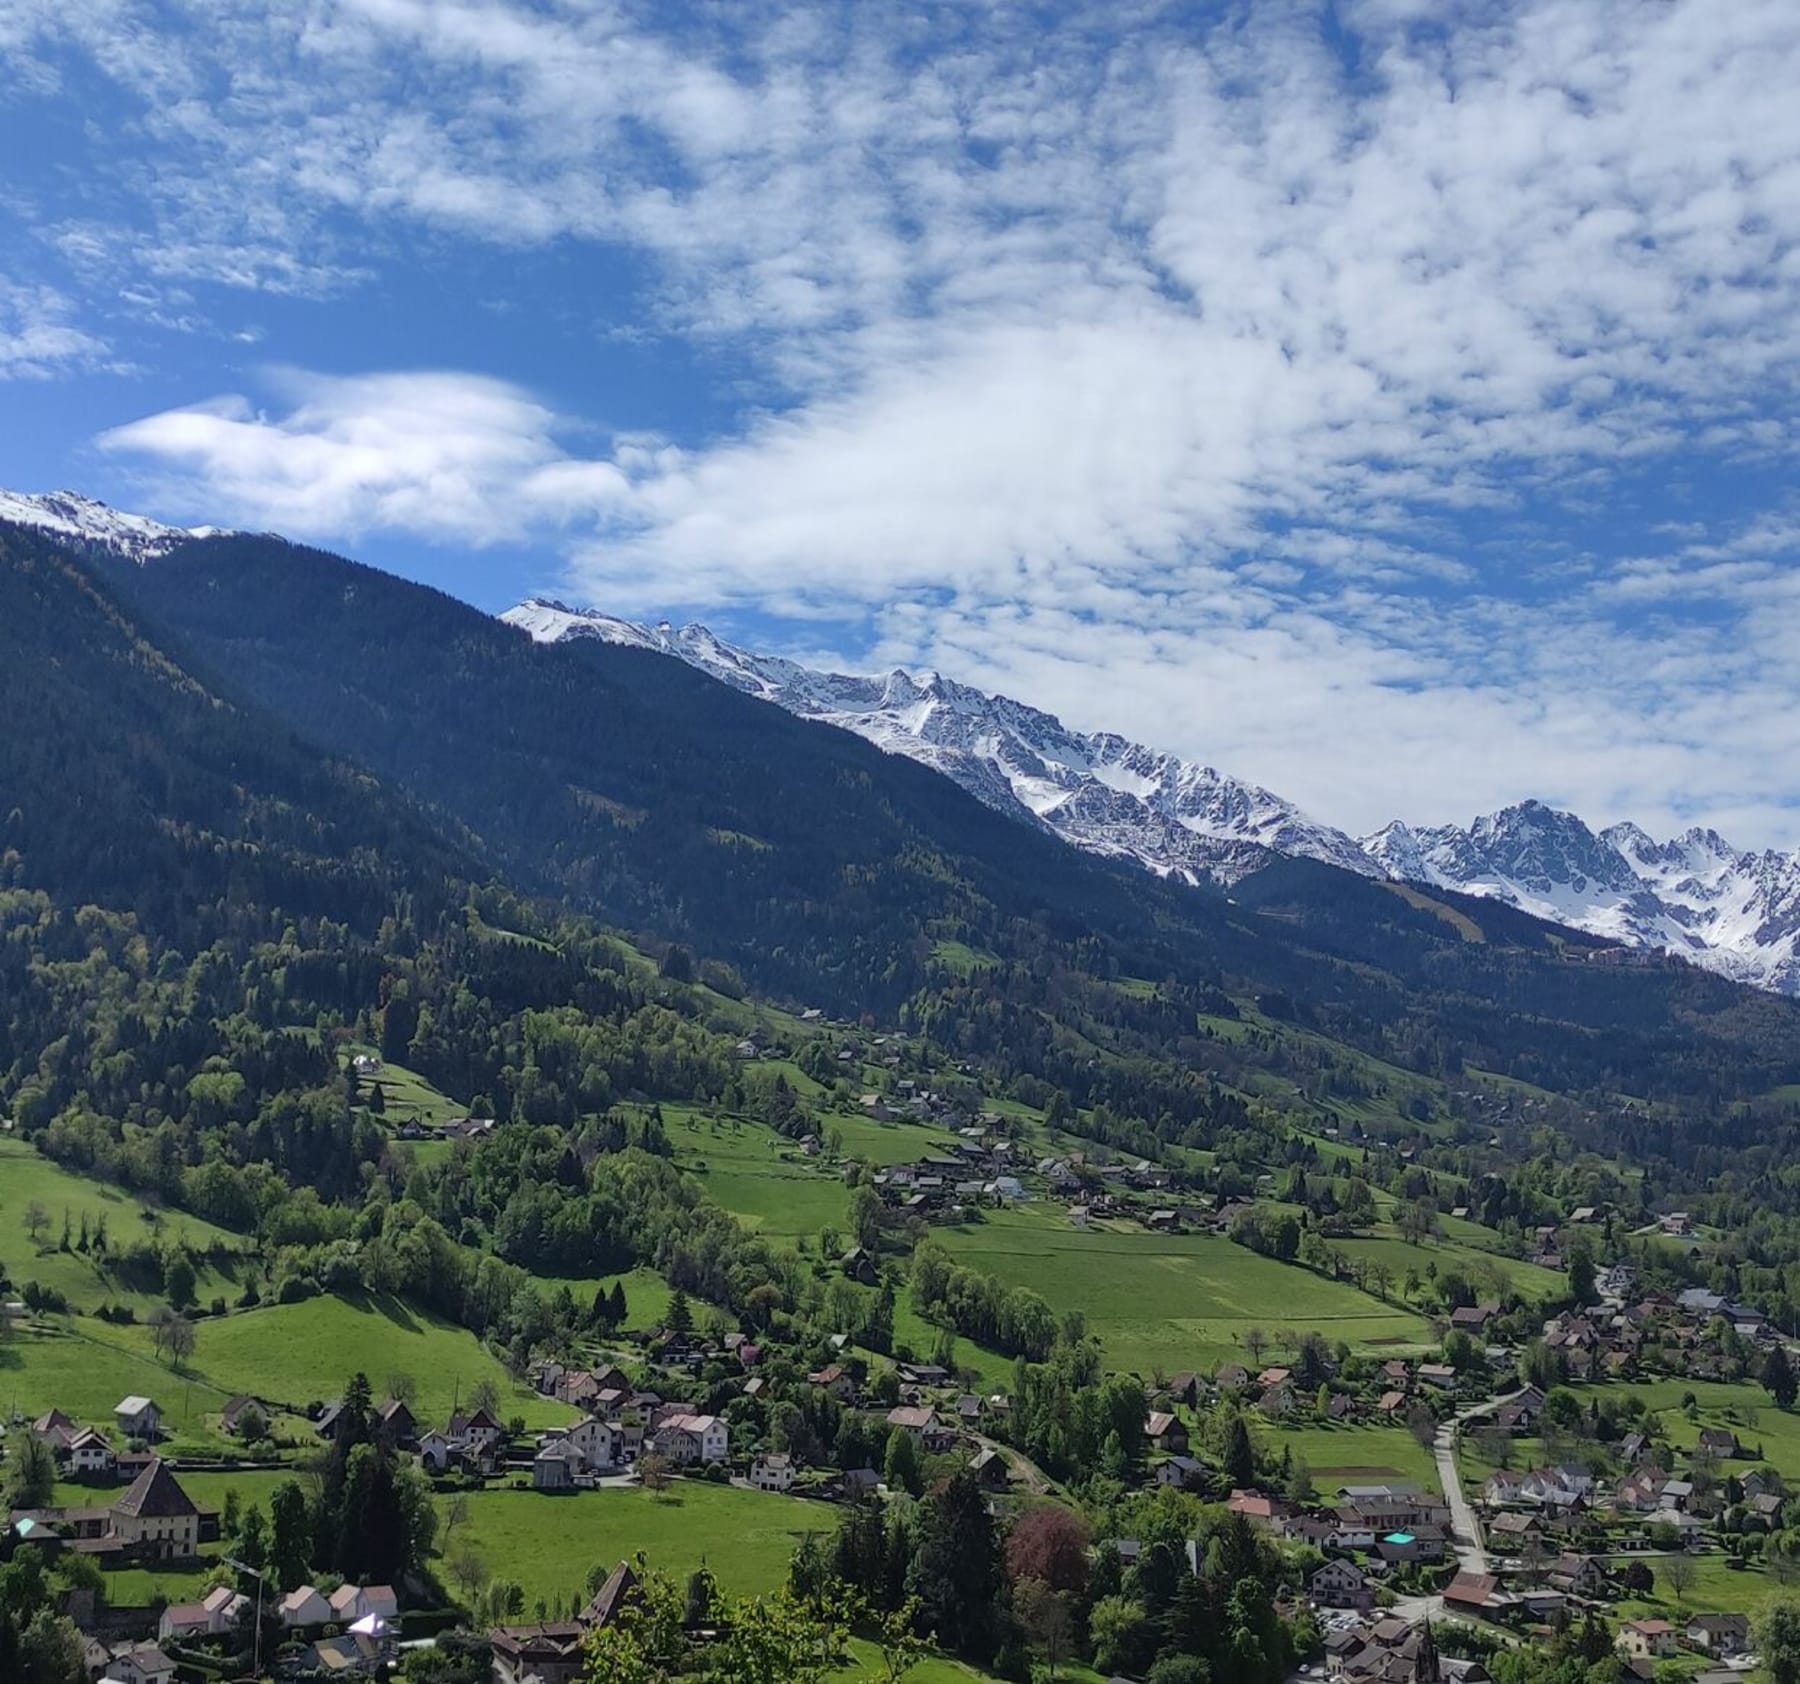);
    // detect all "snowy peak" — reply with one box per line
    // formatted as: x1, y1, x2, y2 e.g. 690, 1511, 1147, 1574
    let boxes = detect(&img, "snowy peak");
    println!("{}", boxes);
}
1363, 802, 1800, 995
502, 597, 1375, 884
510, 597, 1800, 996
0, 488, 227, 563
